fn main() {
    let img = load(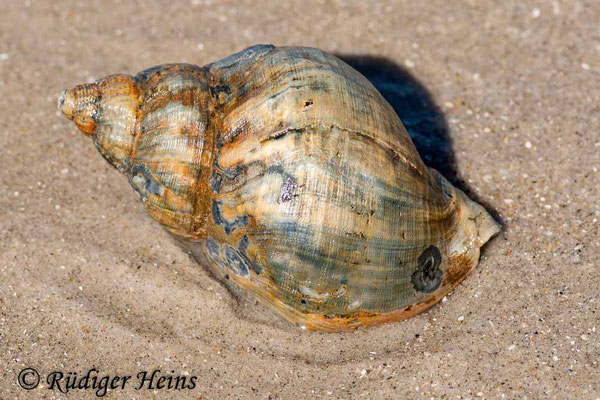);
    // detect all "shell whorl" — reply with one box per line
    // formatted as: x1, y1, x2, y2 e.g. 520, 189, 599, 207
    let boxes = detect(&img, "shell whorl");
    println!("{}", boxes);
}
59, 75, 142, 171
